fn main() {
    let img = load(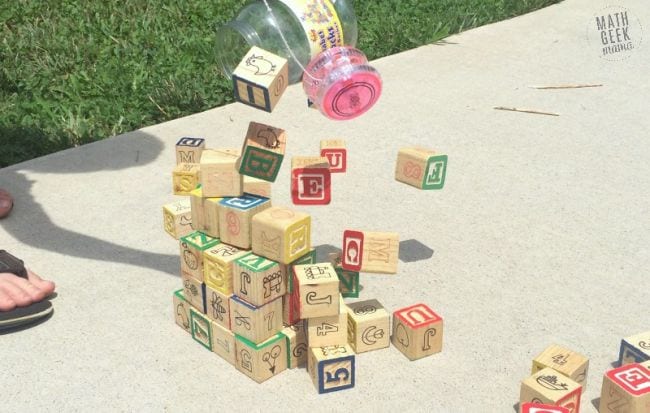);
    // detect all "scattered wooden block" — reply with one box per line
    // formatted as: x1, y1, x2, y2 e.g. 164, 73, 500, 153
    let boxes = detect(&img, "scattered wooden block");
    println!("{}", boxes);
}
179, 231, 220, 282
342, 230, 399, 274
162, 199, 193, 239
320, 139, 347, 173
173, 289, 191, 333
293, 263, 340, 319
599, 363, 650, 413
239, 122, 286, 182
200, 148, 243, 198
232, 46, 288, 113
619, 331, 650, 366
395, 147, 448, 190
291, 156, 331, 205
520, 402, 569, 413
251, 206, 311, 264
285, 248, 316, 293
230, 295, 283, 344
176, 137, 205, 164
233, 252, 286, 307
190, 307, 212, 351
308, 344, 355, 394
532, 344, 589, 390
520, 367, 582, 413
243, 175, 272, 198
203, 243, 249, 295
306, 297, 347, 348
235, 332, 288, 383
346, 299, 390, 354
172, 163, 201, 196
204, 283, 231, 329
181, 273, 205, 313
218, 194, 271, 249
329, 252, 360, 298
212, 320, 237, 366
282, 321, 308, 369
189, 187, 222, 237
391, 303, 443, 361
